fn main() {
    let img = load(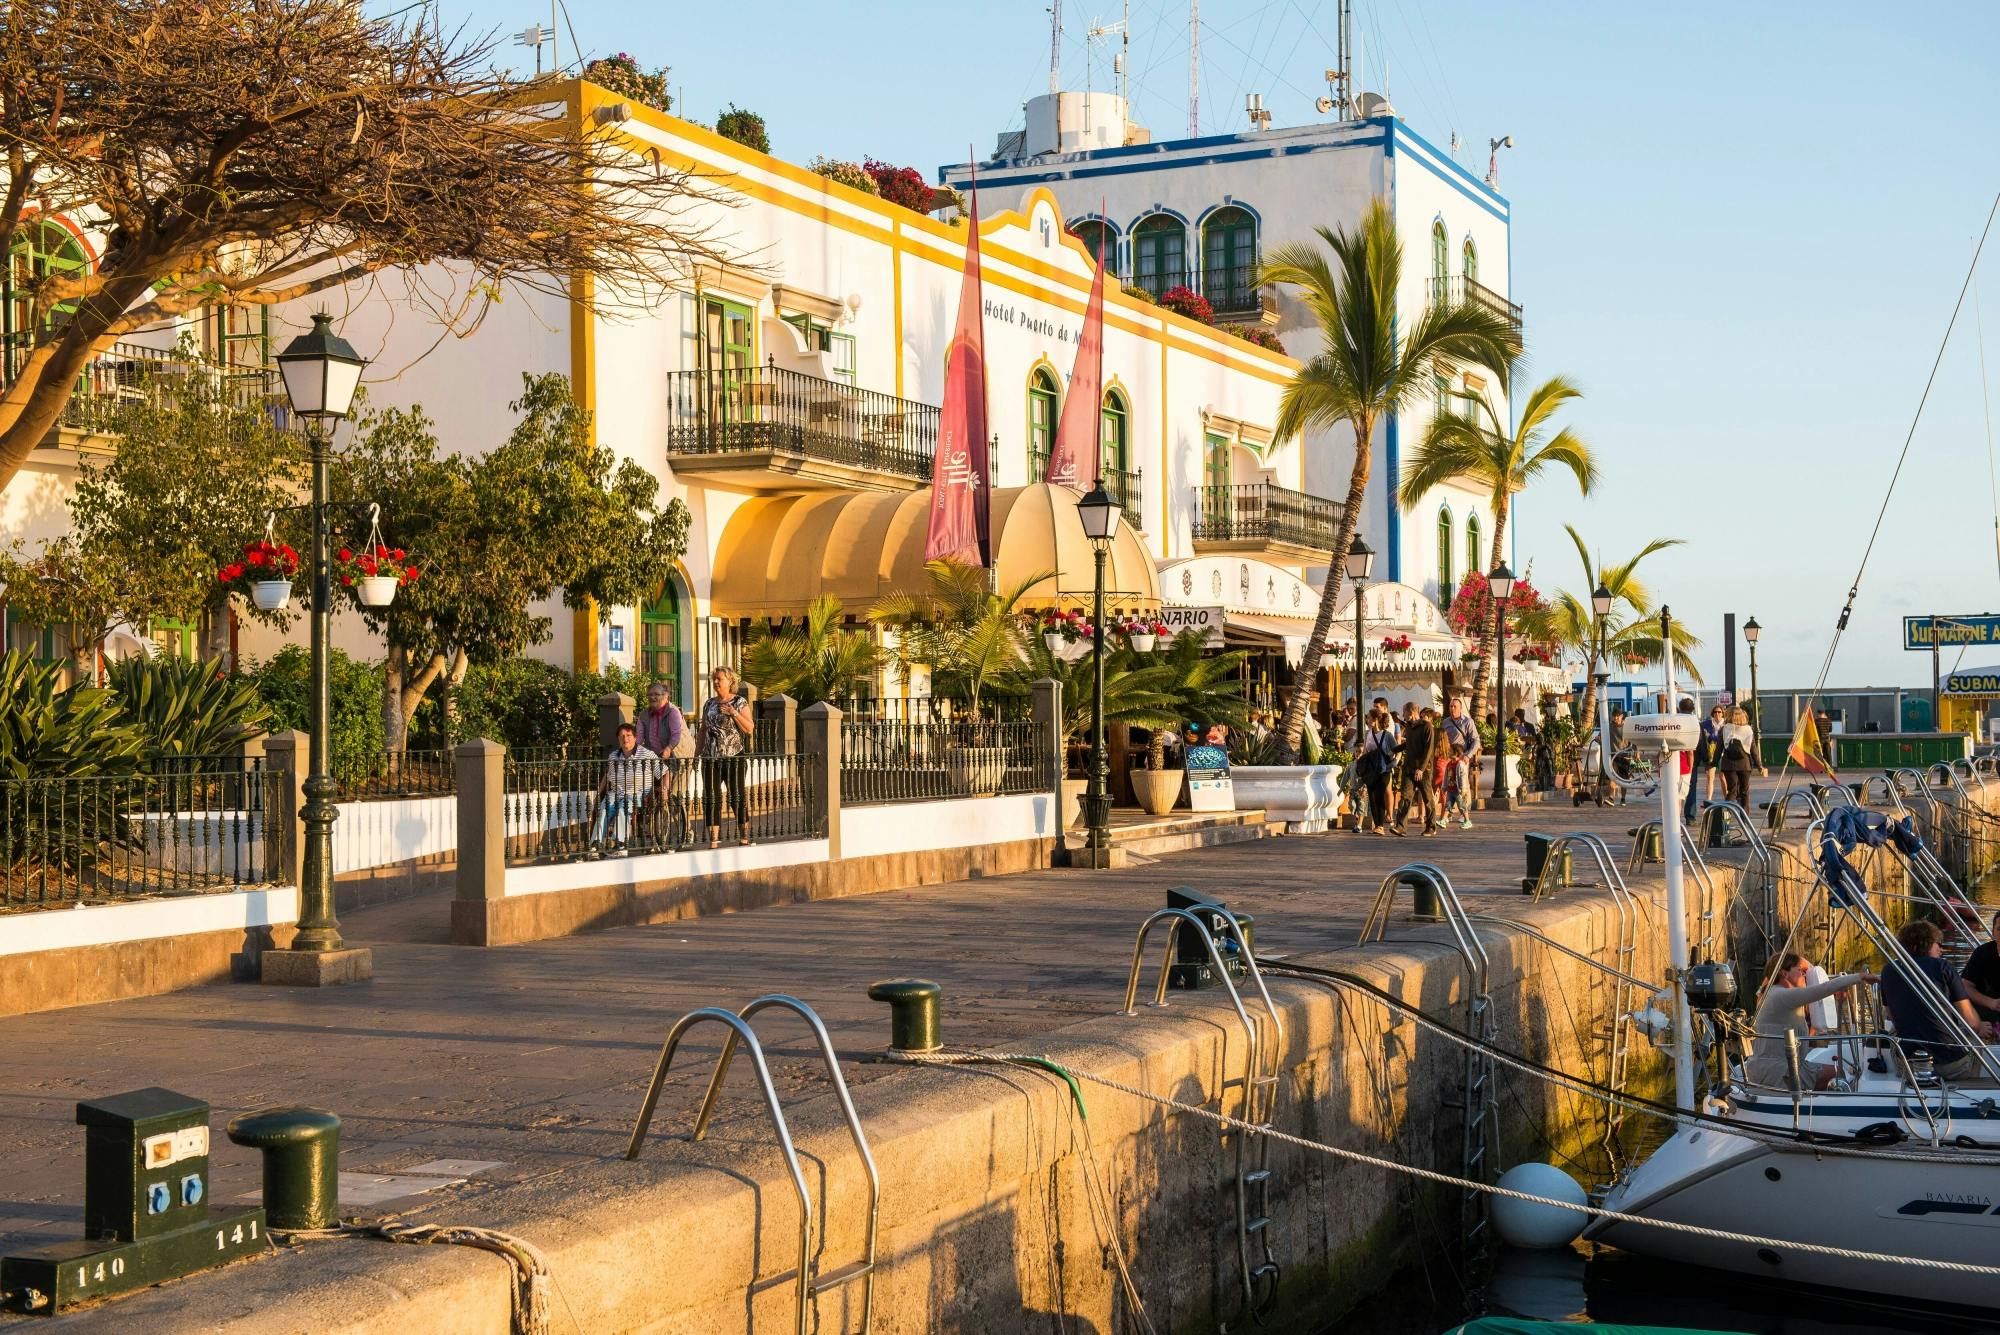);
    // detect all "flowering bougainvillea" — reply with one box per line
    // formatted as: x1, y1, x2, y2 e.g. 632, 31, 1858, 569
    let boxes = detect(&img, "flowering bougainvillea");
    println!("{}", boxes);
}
1227, 325, 1286, 354
862, 159, 933, 212
1445, 573, 1547, 641
1157, 285, 1214, 324
808, 156, 880, 196
582, 54, 672, 113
